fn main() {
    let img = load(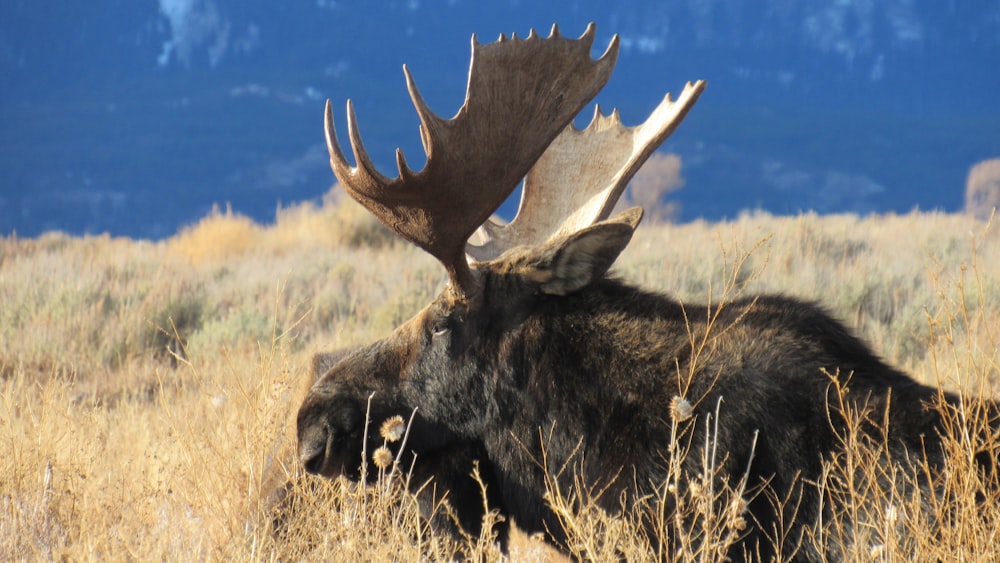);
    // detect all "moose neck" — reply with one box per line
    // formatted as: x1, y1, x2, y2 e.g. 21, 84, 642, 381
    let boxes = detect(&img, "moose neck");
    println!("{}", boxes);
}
478, 282, 687, 469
